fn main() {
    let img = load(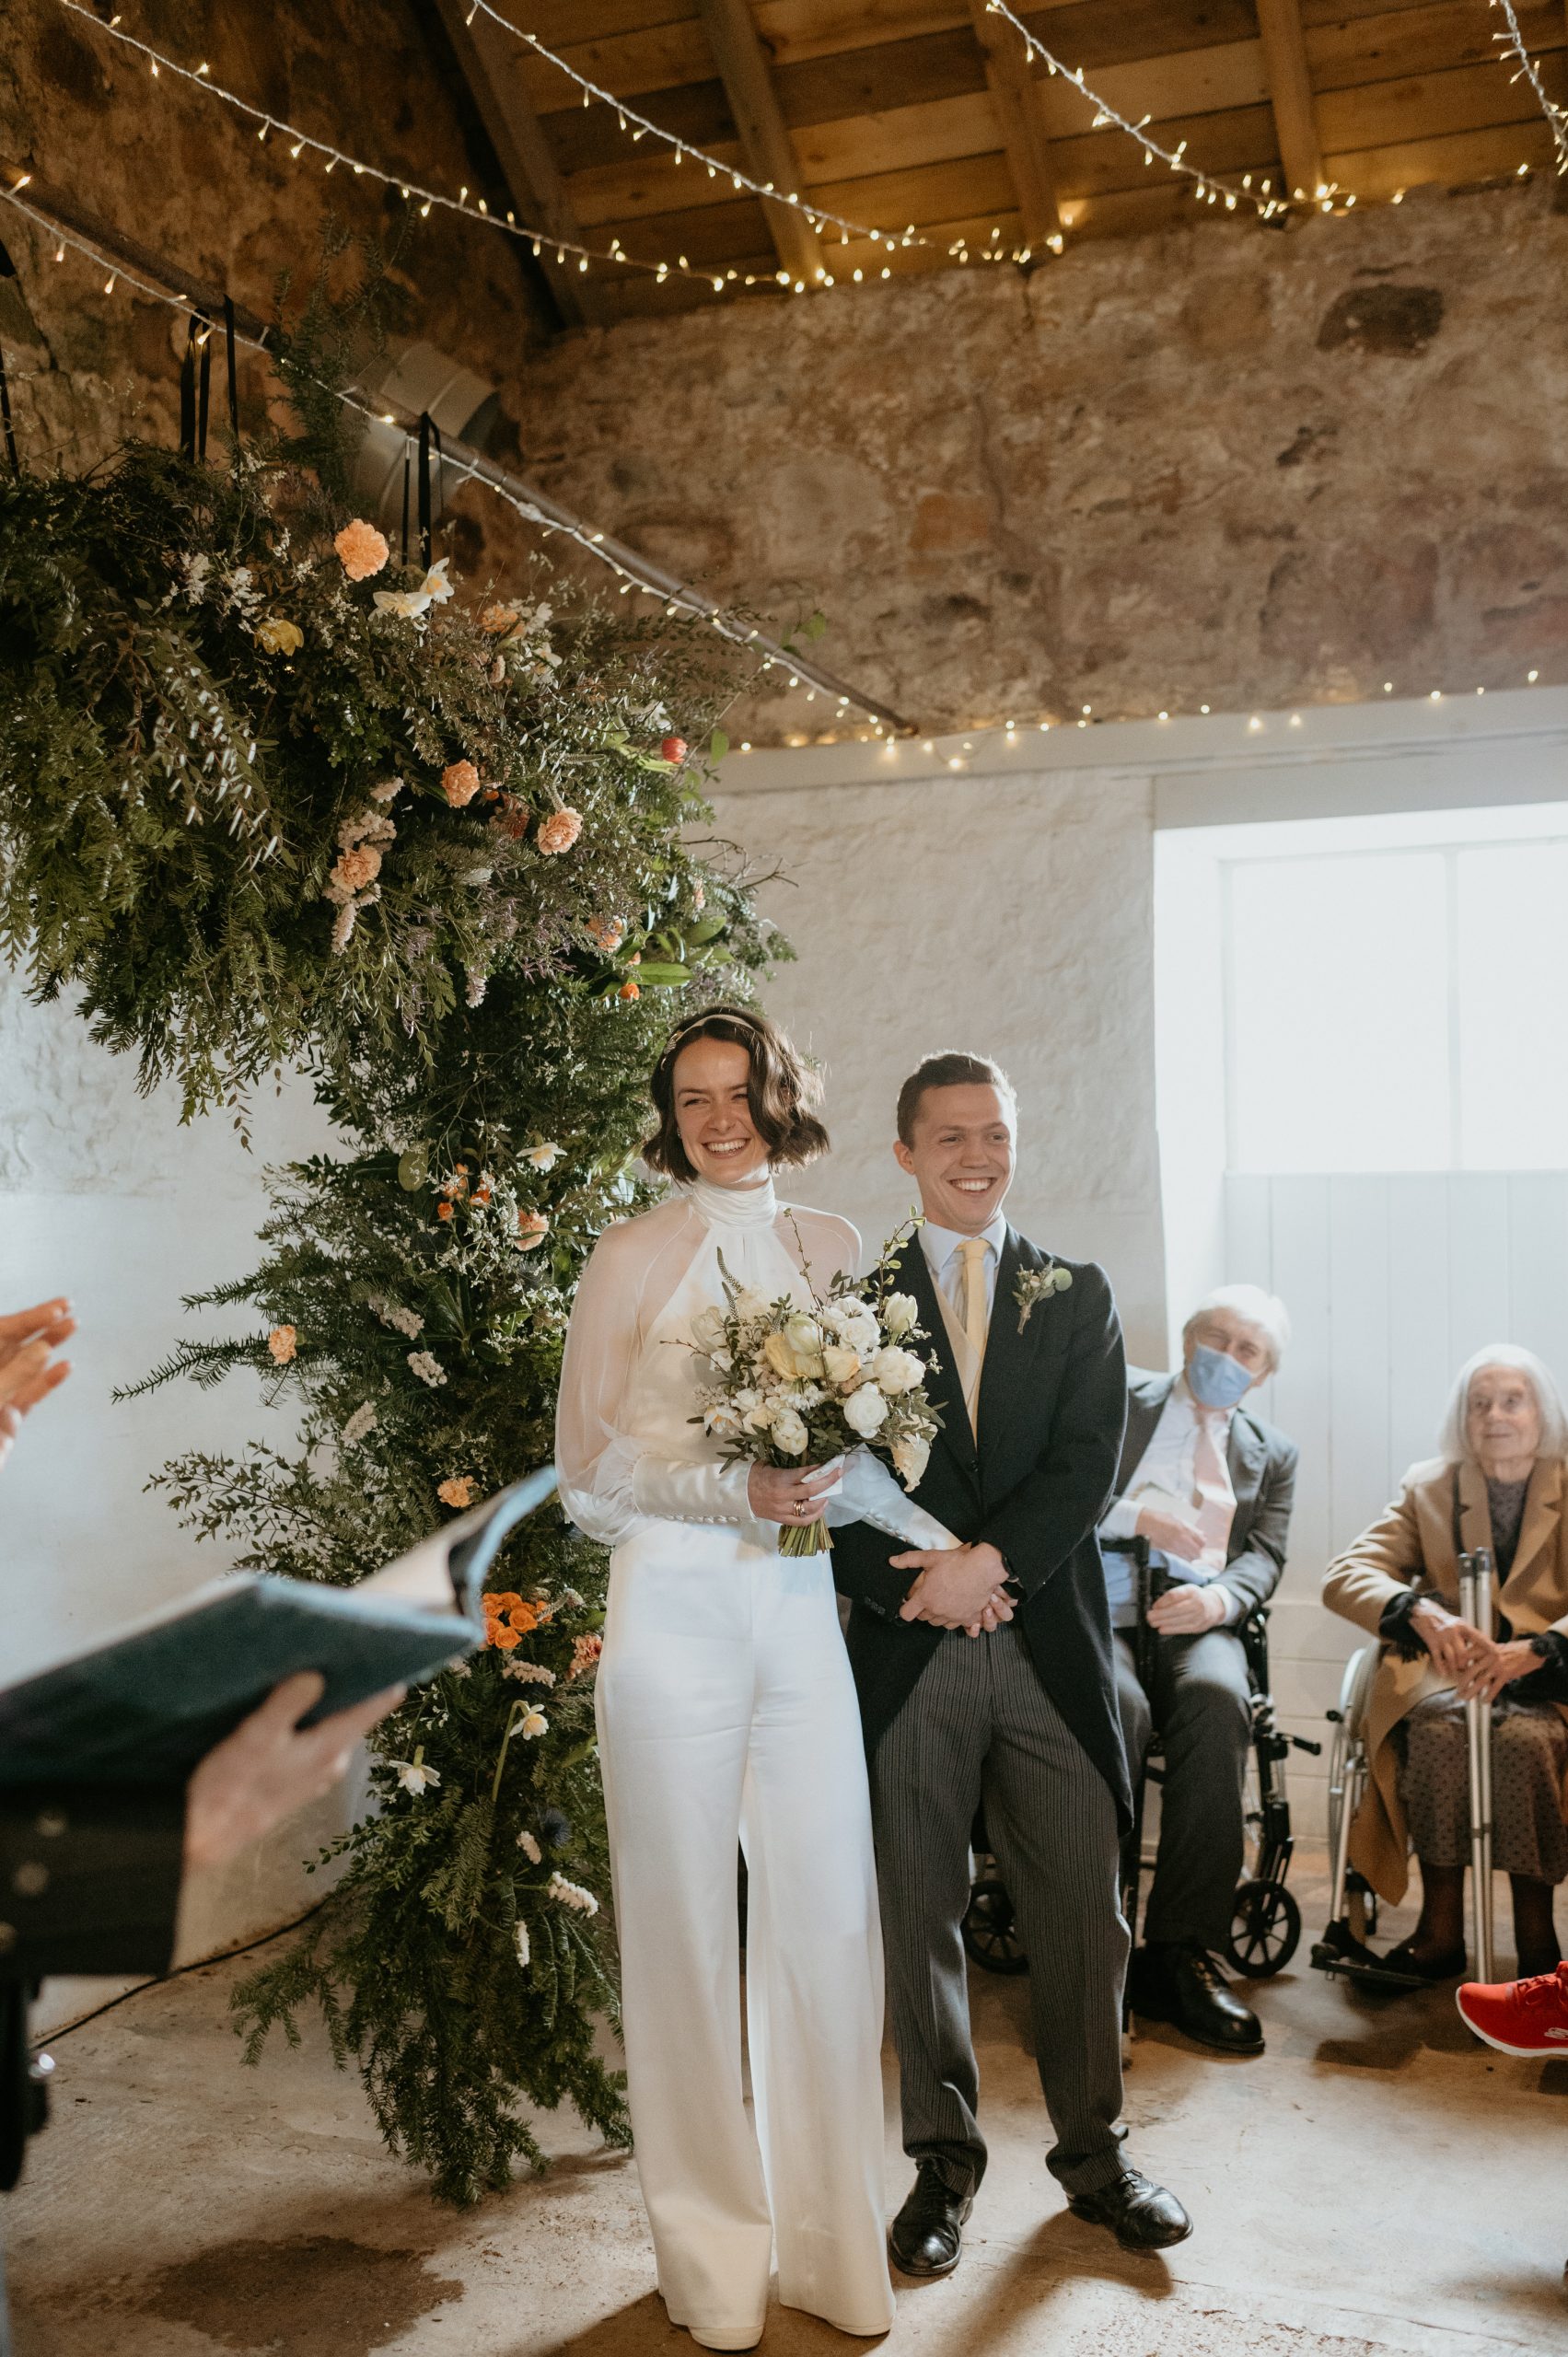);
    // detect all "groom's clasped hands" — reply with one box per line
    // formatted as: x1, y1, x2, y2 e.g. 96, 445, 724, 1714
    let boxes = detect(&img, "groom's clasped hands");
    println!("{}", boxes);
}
891, 1538, 1016, 1637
